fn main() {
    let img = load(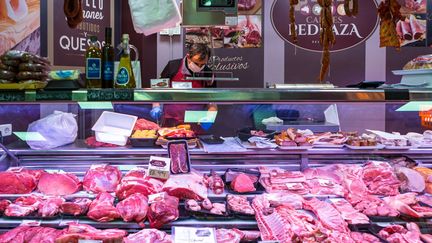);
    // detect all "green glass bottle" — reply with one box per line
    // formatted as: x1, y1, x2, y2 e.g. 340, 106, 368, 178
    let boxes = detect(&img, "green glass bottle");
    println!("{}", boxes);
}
102, 27, 114, 88
85, 36, 102, 88
115, 34, 136, 89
